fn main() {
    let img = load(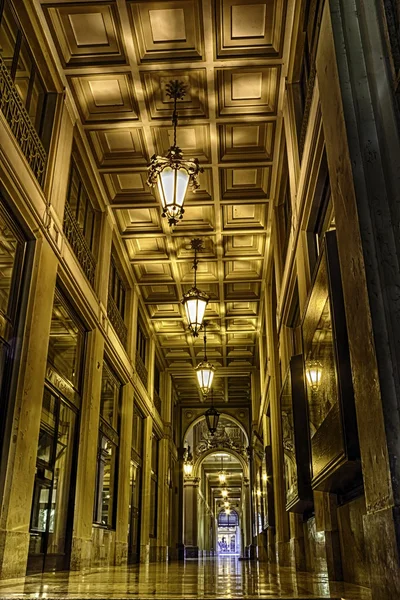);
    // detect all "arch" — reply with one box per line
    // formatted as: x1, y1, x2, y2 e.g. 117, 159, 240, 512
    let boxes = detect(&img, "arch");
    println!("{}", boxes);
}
182, 412, 249, 446
193, 446, 249, 478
